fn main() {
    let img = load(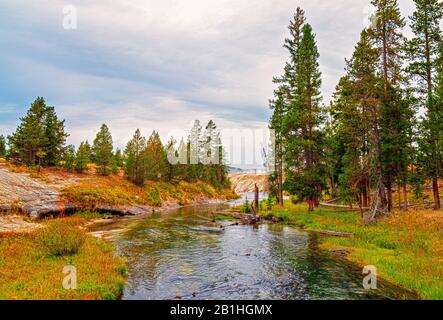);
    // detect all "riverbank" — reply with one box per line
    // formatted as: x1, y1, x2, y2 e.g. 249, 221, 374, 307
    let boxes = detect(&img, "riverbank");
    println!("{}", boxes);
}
0, 214, 127, 300
0, 161, 238, 300
0, 160, 238, 221
261, 201, 443, 300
